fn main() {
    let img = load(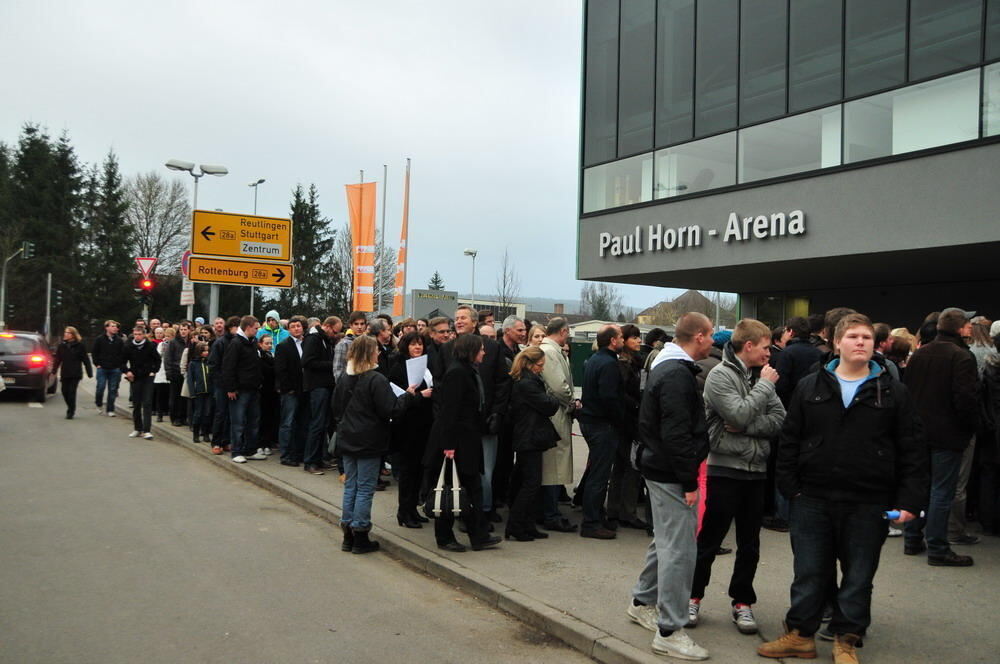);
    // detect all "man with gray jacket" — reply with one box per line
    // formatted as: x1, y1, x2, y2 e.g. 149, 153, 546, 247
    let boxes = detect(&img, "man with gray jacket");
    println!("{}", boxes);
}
688, 318, 785, 635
